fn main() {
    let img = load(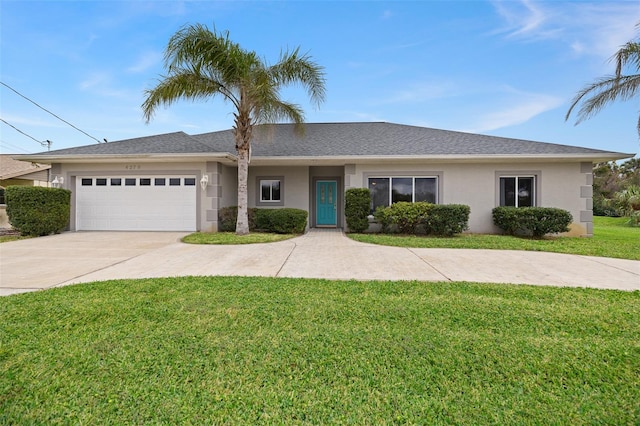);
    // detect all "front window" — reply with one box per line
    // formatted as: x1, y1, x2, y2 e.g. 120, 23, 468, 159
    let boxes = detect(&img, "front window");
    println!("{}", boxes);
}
260, 179, 281, 202
500, 176, 534, 207
369, 177, 438, 212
